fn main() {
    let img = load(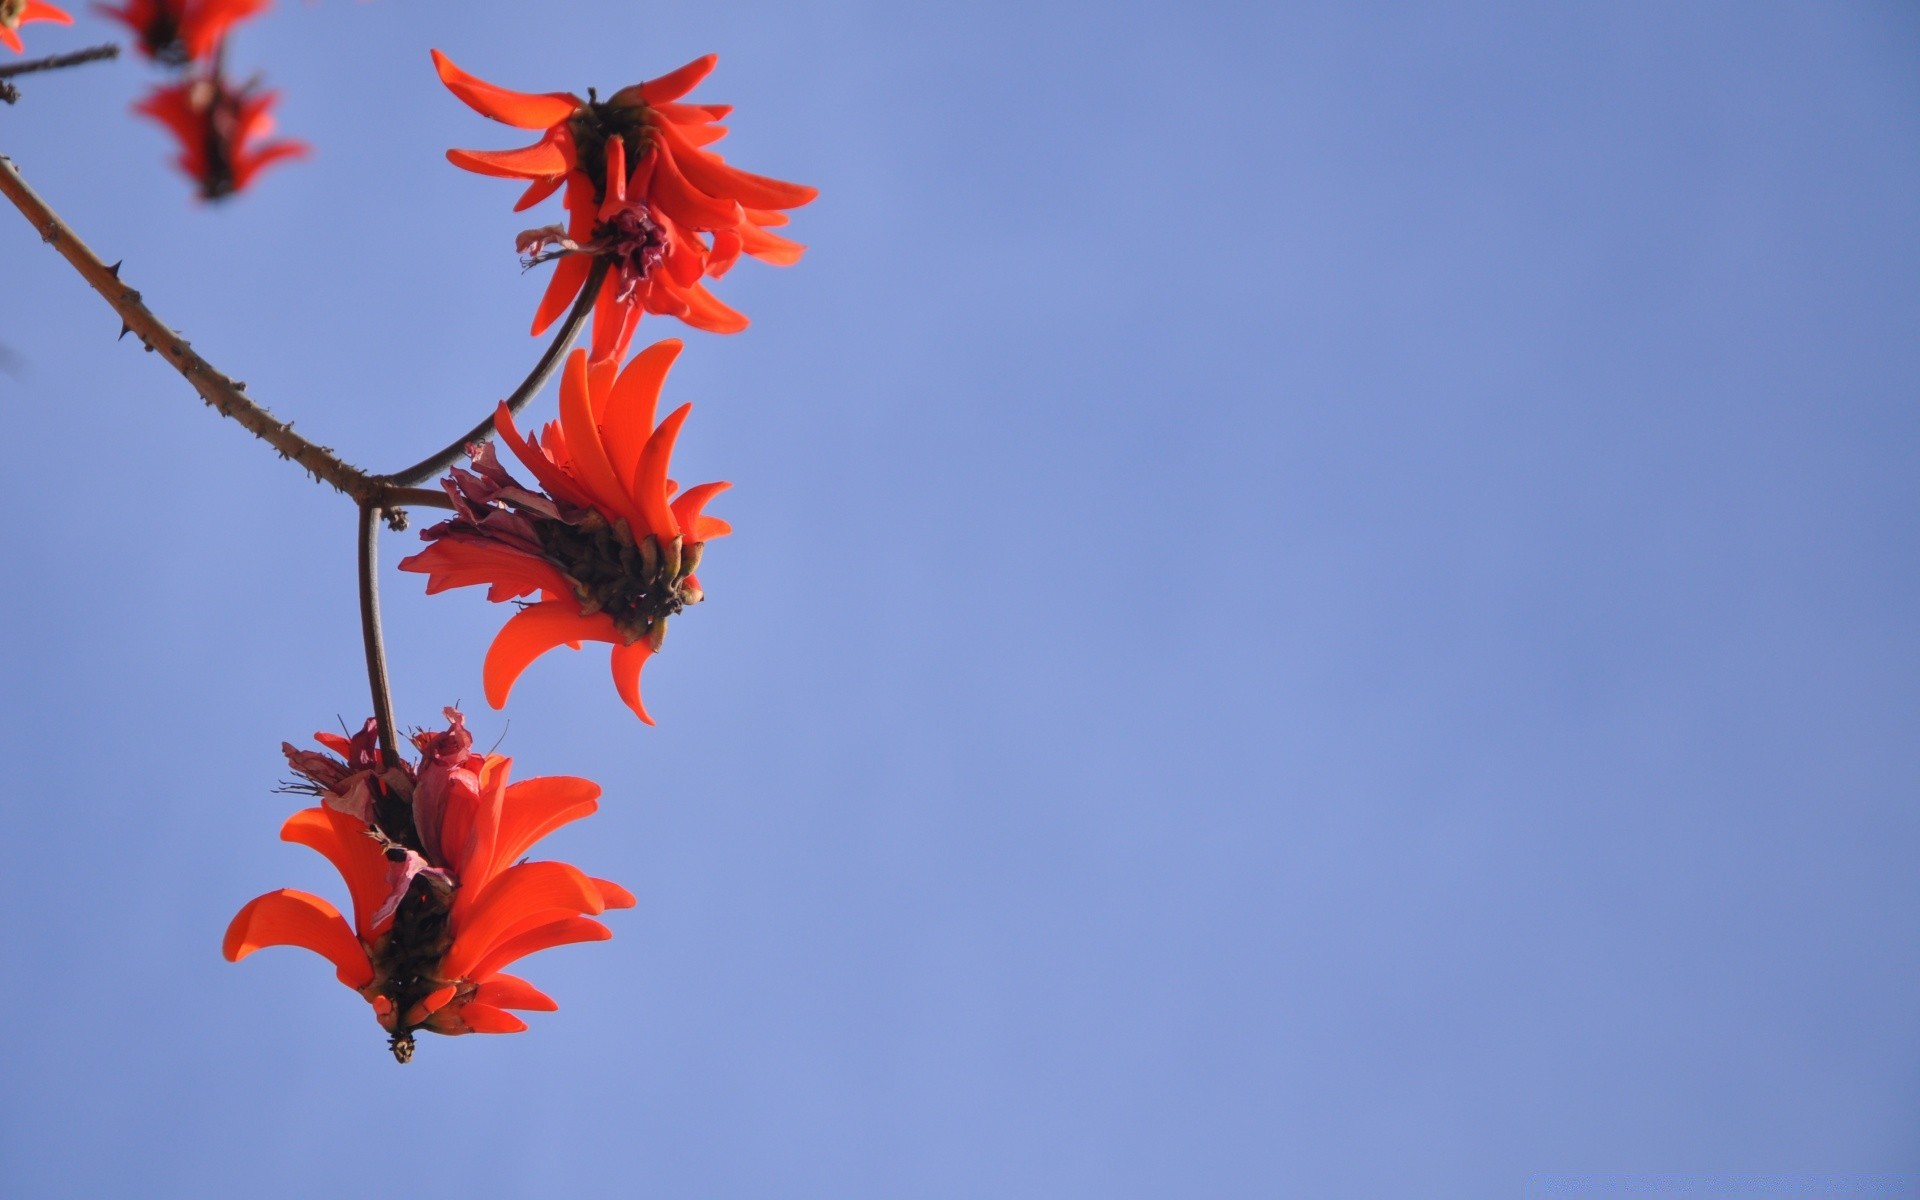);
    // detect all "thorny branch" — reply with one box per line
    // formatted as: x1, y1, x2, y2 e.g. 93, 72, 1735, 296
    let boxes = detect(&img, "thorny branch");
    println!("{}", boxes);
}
0, 151, 605, 753
0, 44, 122, 105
